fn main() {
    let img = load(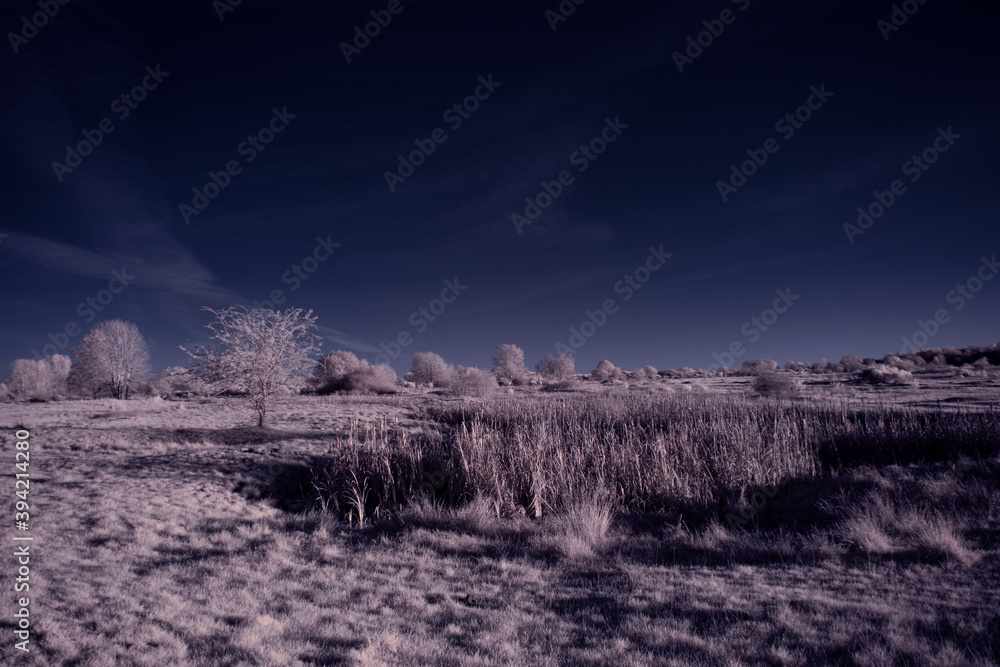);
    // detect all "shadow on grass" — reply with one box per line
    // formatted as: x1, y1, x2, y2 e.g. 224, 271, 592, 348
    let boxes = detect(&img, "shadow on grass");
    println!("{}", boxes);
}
141, 425, 333, 447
